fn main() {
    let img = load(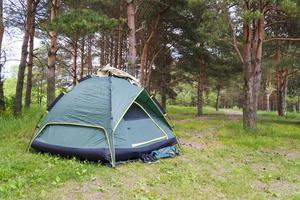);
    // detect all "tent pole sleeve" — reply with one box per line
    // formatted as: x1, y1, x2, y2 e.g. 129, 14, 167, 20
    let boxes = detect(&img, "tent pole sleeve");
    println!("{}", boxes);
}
108, 76, 115, 167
